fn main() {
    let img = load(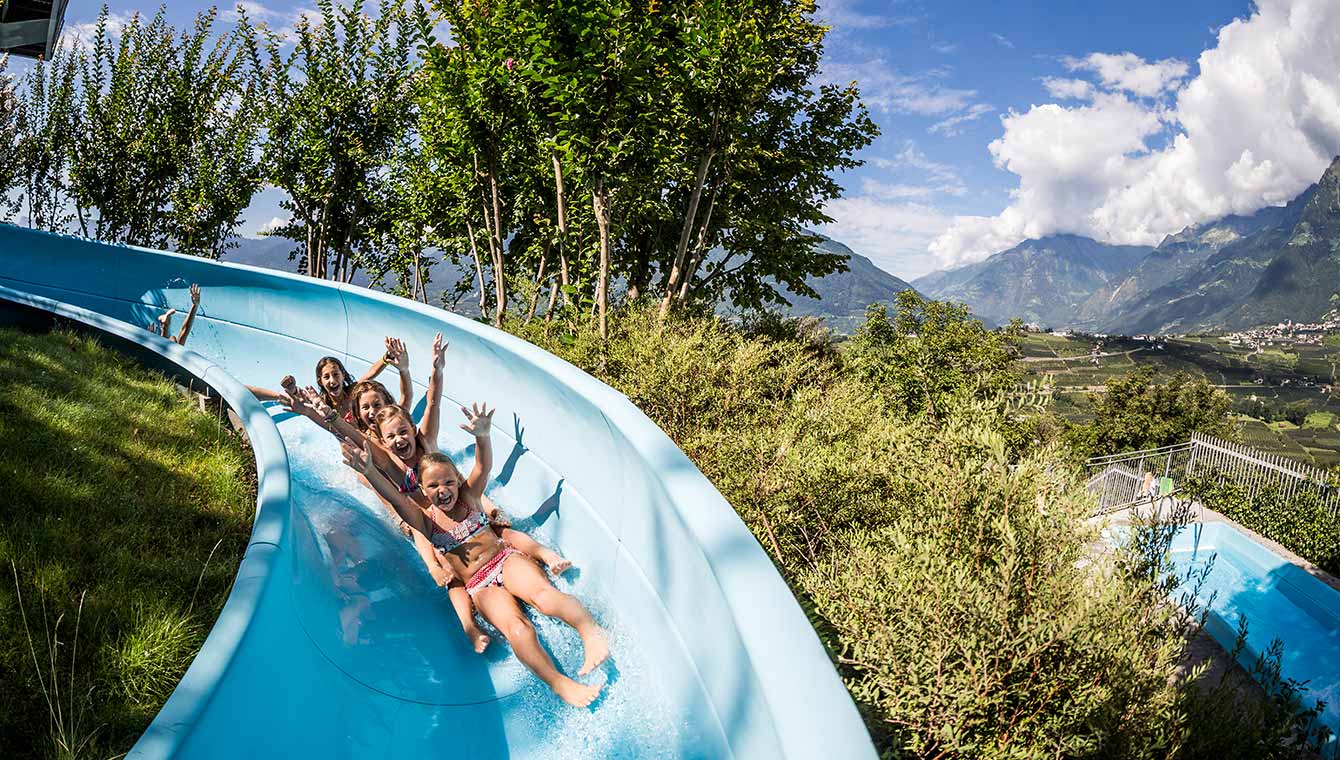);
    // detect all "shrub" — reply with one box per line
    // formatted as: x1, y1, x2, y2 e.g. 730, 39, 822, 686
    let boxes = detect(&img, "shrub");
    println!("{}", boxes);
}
1069, 367, 1237, 459
802, 405, 1193, 758
1184, 474, 1340, 575
508, 305, 1333, 758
